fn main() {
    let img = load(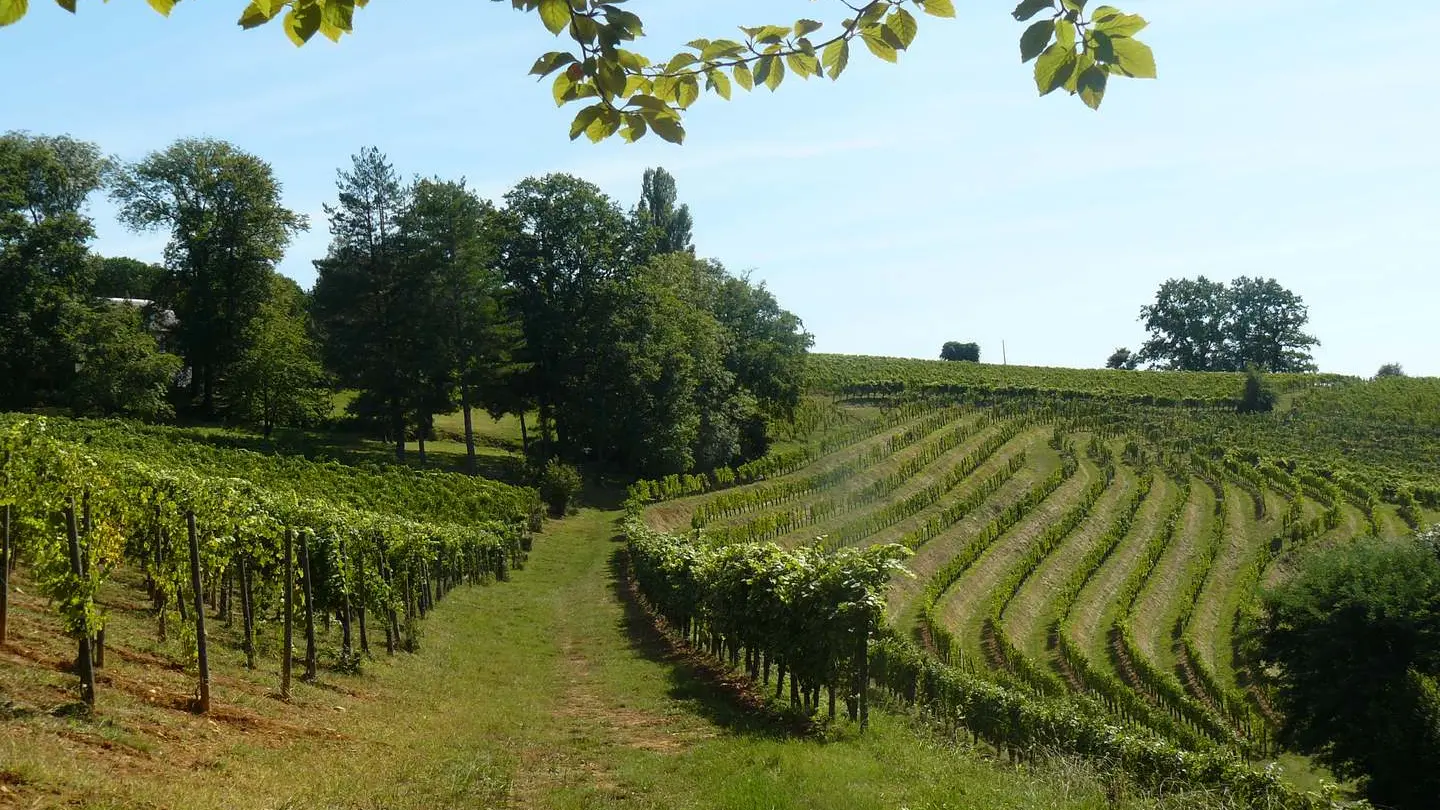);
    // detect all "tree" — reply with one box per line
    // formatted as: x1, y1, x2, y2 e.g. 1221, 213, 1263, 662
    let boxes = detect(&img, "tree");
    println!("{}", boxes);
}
0, 2, 1157, 143
110, 138, 307, 414
498, 173, 639, 458
90, 256, 165, 300
1237, 366, 1275, 414
1136, 276, 1318, 372
229, 273, 330, 439
0, 132, 105, 409
398, 177, 519, 472
1258, 534, 1440, 809
1105, 347, 1138, 370
1376, 363, 1406, 379
940, 341, 979, 362
636, 168, 693, 255
70, 303, 183, 421
311, 147, 417, 462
